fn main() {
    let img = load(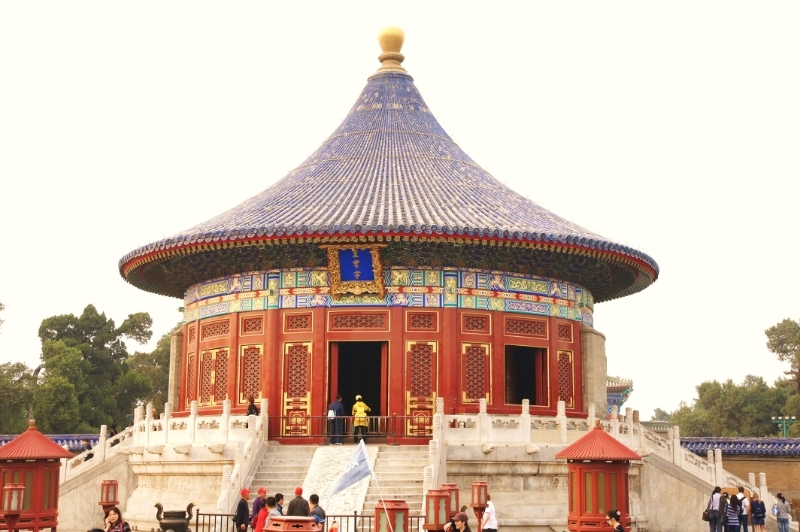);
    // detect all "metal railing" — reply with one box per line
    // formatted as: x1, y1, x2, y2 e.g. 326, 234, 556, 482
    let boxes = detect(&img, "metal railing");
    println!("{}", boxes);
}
269, 415, 433, 442
195, 511, 235, 532
194, 512, 425, 532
